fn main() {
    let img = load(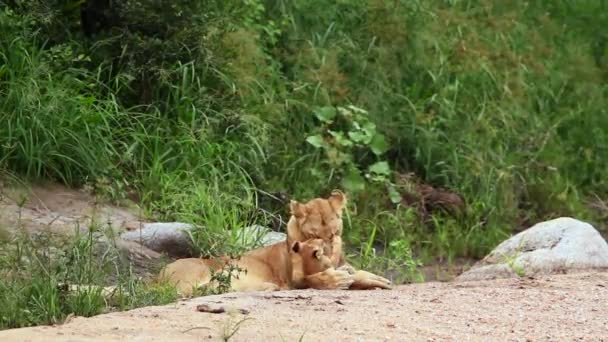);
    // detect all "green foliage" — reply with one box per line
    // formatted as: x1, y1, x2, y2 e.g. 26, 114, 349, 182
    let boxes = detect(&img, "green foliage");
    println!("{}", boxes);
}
306, 105, 398, 200
194, 262, 247, 296
0, 223, 178, 329
352, 219, 424, 284
0, 8, 117, 184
